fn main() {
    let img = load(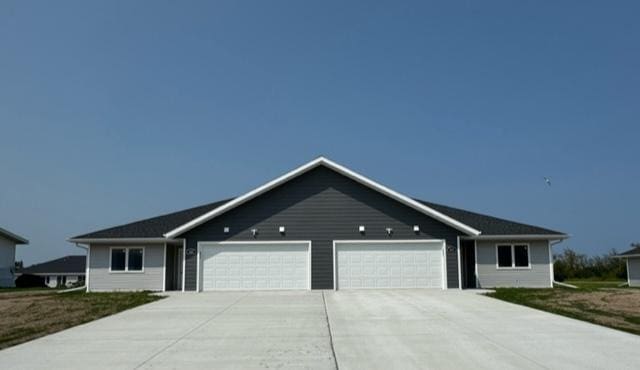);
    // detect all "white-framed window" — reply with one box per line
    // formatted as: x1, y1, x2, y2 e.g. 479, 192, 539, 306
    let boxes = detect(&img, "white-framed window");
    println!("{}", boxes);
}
110, 247, 145, 273
496, 244, 530, 269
